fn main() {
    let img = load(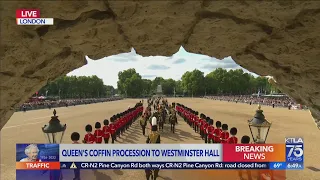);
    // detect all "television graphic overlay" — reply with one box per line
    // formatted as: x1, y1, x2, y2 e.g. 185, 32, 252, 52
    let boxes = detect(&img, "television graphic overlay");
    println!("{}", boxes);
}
16, 144, 60, 180
285, 137, 304, 170
16, 9, 54, 25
